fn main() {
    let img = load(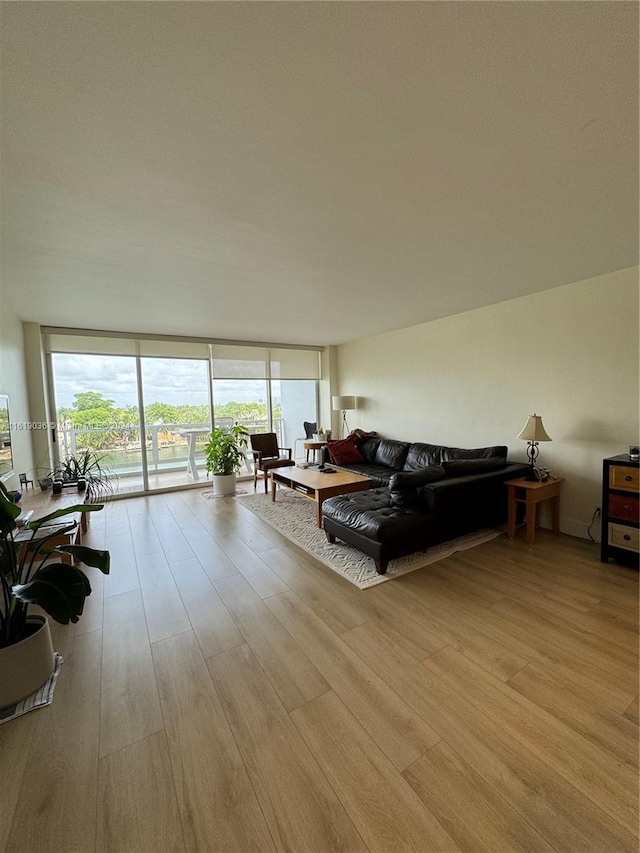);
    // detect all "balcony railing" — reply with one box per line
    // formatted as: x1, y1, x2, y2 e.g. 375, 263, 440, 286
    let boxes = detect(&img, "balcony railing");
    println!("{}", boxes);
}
57, 419, 285, 480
